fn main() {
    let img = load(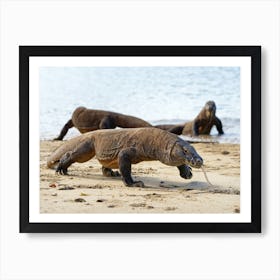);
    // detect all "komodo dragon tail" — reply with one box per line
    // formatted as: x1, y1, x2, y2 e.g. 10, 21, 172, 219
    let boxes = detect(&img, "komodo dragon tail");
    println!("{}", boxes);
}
53, 119, 74, 140
47, 134, 96, 170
